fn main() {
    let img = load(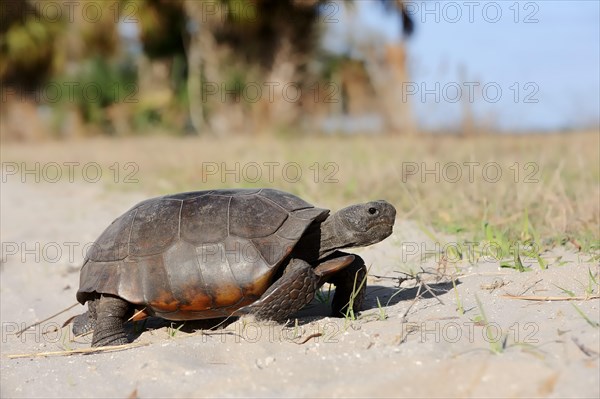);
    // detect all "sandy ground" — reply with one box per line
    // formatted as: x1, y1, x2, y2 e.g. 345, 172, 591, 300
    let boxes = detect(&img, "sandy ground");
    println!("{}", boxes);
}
1, 180, 599, 398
